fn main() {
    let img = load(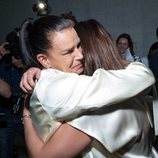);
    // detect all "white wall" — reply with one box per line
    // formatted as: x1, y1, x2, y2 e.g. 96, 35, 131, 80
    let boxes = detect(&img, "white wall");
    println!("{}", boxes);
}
0, 0, 158, 56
